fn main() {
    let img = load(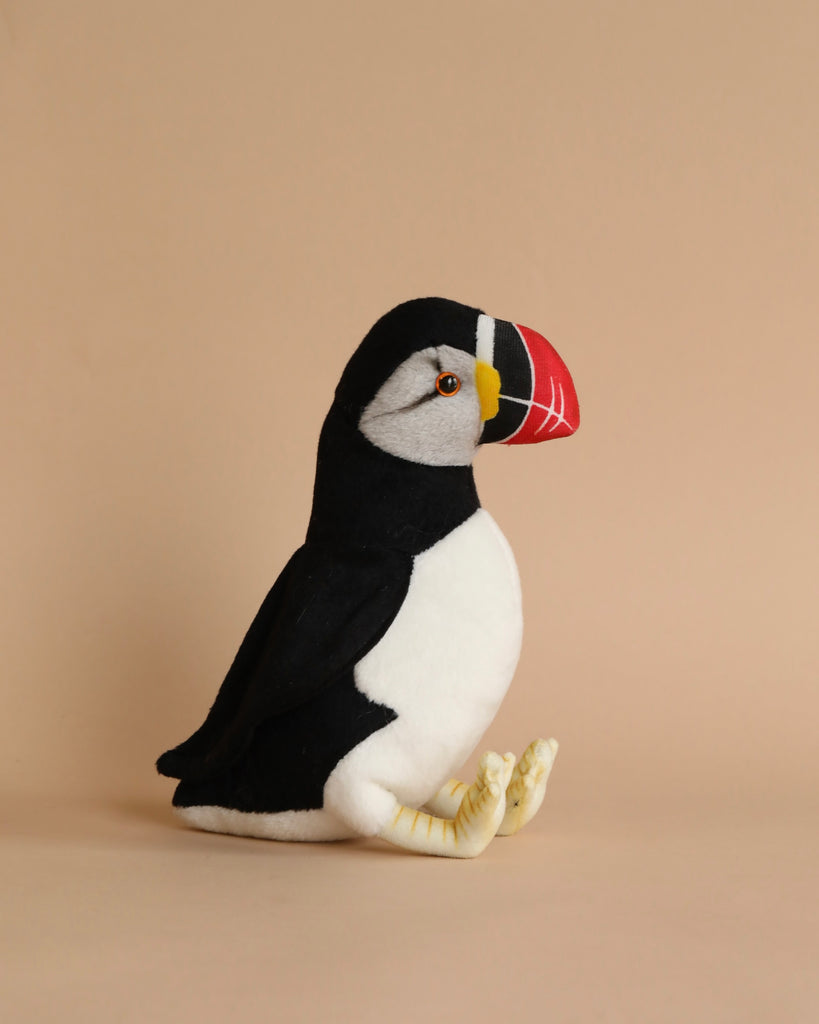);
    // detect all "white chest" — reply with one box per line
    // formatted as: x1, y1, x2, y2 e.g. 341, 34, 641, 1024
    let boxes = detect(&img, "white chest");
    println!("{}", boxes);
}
350, 509, 523, 803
